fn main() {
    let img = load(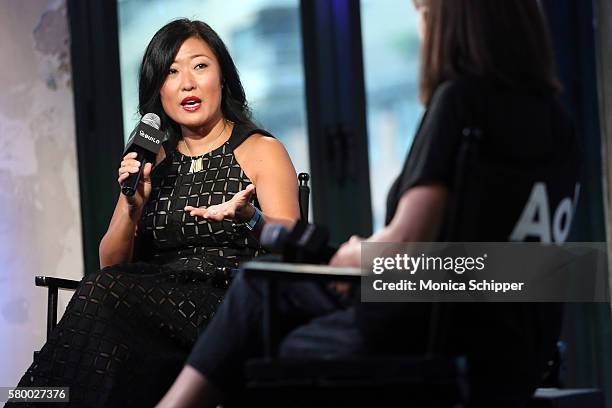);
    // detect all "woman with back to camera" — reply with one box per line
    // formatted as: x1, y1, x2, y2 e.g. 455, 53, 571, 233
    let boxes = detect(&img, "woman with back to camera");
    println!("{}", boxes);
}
158, 0, 581, 407
10, 18, 299, 407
